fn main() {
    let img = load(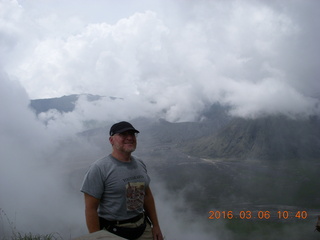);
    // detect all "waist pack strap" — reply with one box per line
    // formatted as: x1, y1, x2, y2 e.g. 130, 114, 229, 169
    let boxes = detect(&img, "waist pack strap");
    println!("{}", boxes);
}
100, 213, 144, 226
99, 215, 147, 239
